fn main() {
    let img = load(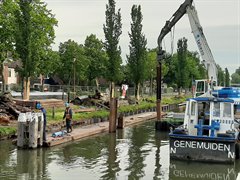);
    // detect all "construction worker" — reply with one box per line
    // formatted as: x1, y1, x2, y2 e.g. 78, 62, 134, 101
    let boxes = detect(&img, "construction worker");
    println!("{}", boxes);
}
36, 102, 47, 142
63, 102, 73, 133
